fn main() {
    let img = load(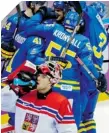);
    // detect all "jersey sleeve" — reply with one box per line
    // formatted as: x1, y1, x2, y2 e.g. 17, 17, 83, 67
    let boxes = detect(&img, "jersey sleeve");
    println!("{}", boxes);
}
1, 85, 18, 113
23, 12, 43, 30
25, 23, 54, 39
78, 38, 99, 80
56, 99, 77, 133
